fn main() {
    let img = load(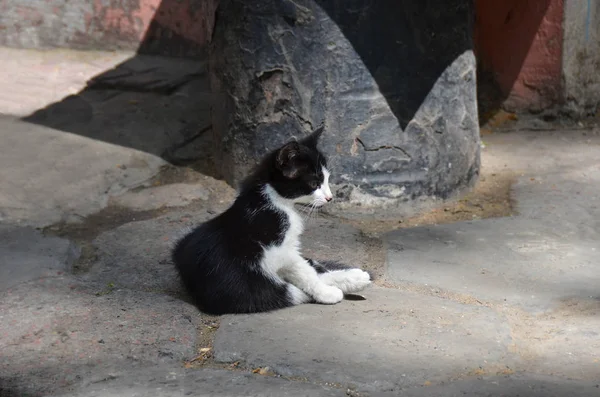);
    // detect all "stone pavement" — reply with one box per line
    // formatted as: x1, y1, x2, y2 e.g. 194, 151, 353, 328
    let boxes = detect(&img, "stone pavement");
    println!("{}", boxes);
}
1, 48, 600, 396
